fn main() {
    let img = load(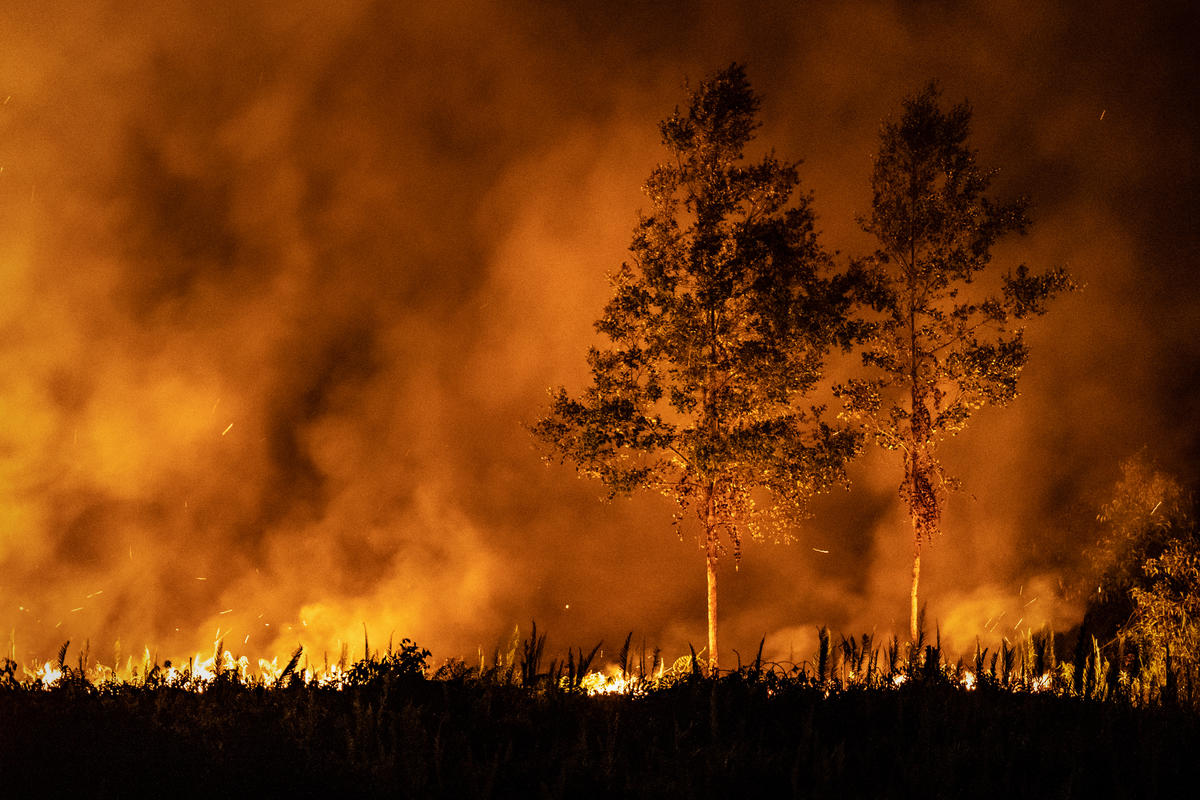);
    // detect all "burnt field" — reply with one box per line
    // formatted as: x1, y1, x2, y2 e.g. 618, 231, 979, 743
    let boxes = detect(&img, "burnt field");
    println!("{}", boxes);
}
2, 631, 1198, 798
